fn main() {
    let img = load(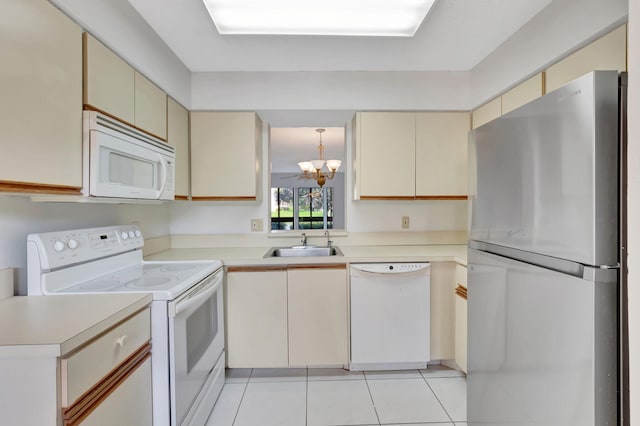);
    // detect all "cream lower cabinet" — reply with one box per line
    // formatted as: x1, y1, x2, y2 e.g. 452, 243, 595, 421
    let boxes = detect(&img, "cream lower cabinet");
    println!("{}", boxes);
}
287, 265, 349, 366
430, 262, 456, 360
167, 97, 190, 199
226, 264, 348, 368
454, 264, 468, 373
0, 0, 82, 193
225, 268, 289, 368
191, 112, 263, 201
